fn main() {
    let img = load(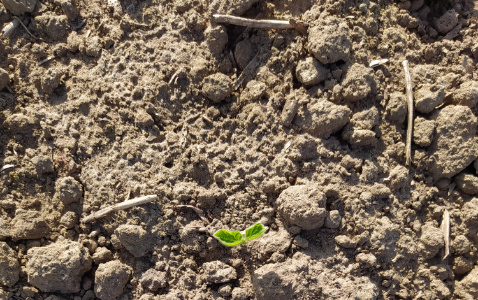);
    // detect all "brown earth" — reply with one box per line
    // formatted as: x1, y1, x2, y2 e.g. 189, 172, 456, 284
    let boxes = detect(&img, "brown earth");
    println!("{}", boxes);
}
1, 0, 478, 299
